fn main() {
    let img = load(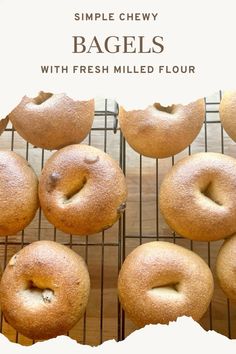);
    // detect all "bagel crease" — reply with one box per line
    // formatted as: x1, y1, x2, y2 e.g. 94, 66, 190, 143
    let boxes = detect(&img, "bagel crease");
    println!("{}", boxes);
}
0, 241, 90, 340
216, 234, 236, 301
39, 144, 127, 235
0, 150, 38, 236
118, 98, 205, 158
8, 91, 94, 150
118, 241, 214, 327
219, 91, 236, 142
160, 152, 236, 241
